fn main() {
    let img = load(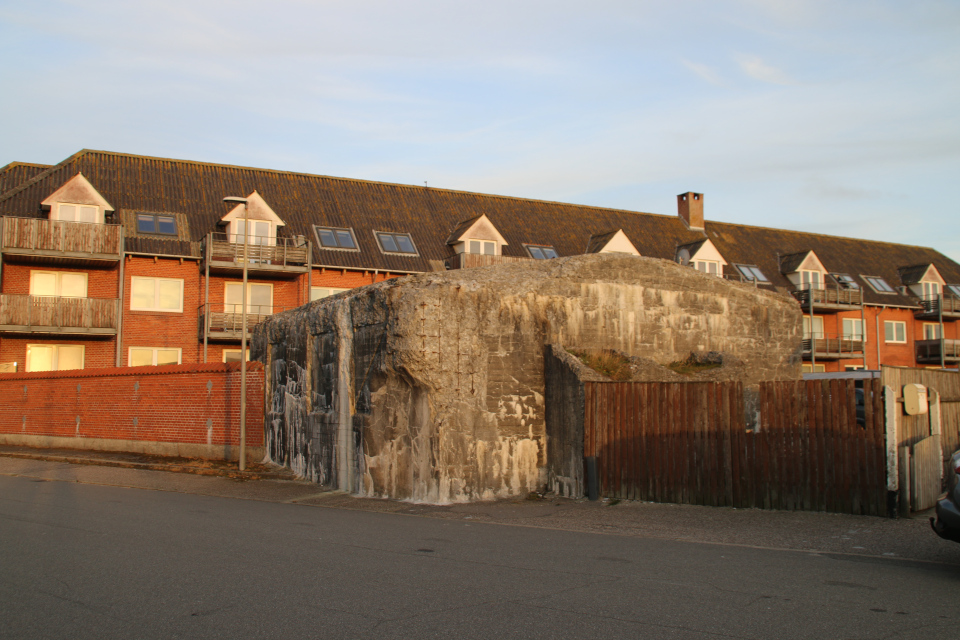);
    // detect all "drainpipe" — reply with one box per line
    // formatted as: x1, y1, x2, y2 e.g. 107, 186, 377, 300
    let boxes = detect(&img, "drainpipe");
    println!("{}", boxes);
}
809, 285, 816, 371
940, 292, 946, 369
876, 305, 886, 369
203, 232, 210, 363
115, 233, 125, 367
861, 298, 867, 370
